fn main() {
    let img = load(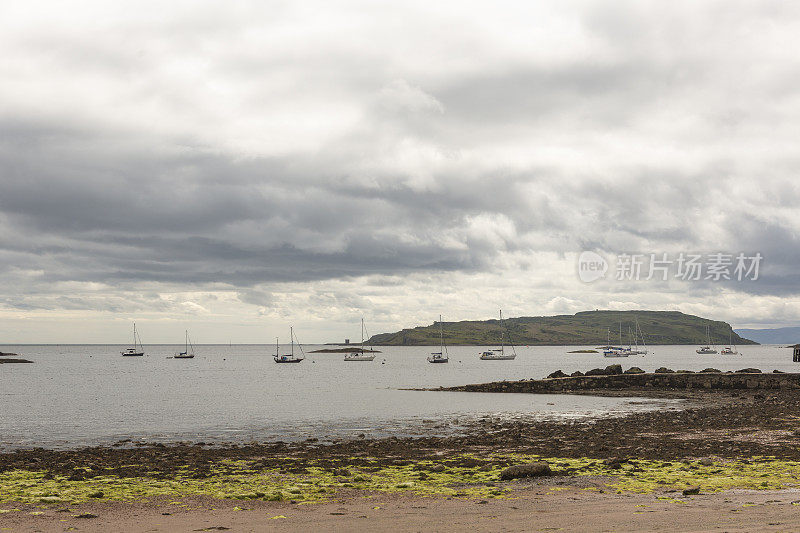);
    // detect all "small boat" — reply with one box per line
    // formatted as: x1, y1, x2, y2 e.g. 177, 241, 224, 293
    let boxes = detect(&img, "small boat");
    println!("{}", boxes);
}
428, 315, 449, 363
174, 330, 195, 359
274, 327, 304, 363
604, 325, 629, 357
696, 325, 718, 354
627, 319, 649, 355
479, 310, 517, 360
121, 323, 145, 356
721, 331, 738, 355
344, 319, 376, 361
